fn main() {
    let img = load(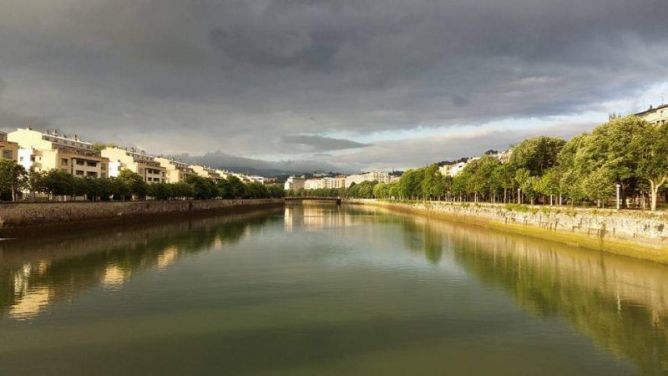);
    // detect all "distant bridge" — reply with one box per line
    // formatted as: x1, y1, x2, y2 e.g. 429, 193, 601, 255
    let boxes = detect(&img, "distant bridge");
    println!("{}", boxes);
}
284, 197, 342, 205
